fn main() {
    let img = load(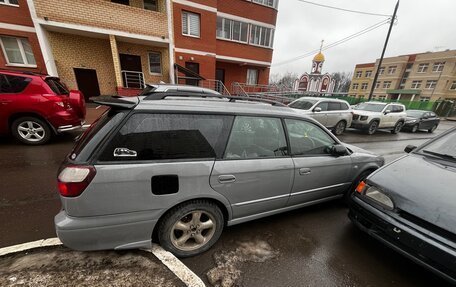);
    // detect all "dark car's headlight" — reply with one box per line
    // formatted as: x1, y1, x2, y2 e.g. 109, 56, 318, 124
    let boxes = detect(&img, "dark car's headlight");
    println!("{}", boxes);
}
360, 116, 369, 121
356, 182, 395, 210
405, 119, 418, 124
